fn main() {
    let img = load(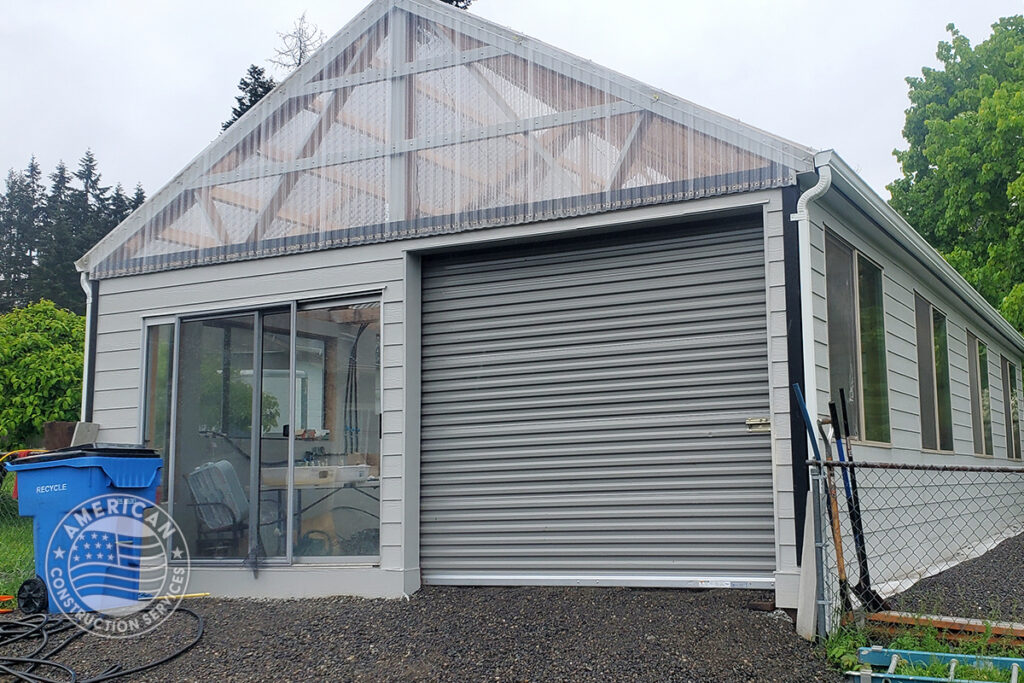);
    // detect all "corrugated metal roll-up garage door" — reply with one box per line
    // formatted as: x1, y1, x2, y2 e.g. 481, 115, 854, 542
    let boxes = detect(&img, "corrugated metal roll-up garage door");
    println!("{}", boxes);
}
419, 217, 774, 587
